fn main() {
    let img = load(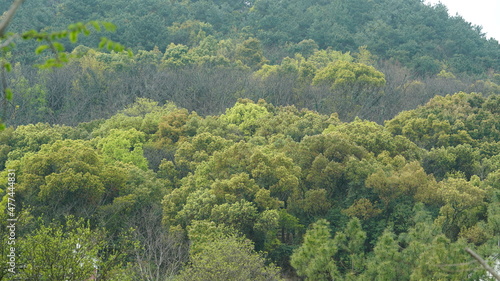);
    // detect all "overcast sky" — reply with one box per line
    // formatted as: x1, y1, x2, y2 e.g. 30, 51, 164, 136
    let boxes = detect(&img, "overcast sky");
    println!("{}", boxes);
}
424, 0, 500, 41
